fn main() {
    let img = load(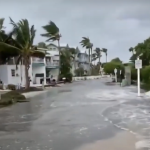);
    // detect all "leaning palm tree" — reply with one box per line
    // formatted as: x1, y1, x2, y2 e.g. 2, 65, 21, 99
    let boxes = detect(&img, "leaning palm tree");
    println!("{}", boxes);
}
41, 21, 61, 81
9, 18, 45, 89
80, 37, 93, 63
102, 48, 108, 63
93, 48, 102, 64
